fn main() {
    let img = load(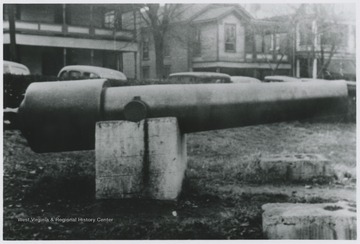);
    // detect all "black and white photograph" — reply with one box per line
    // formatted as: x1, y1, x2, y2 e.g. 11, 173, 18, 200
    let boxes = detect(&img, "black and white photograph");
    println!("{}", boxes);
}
2, 0, 357, 240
